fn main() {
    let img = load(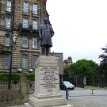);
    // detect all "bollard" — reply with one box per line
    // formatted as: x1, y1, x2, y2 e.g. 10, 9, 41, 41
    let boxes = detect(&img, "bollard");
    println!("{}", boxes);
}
66, 88, 69, 100
91, 89, 95, 95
